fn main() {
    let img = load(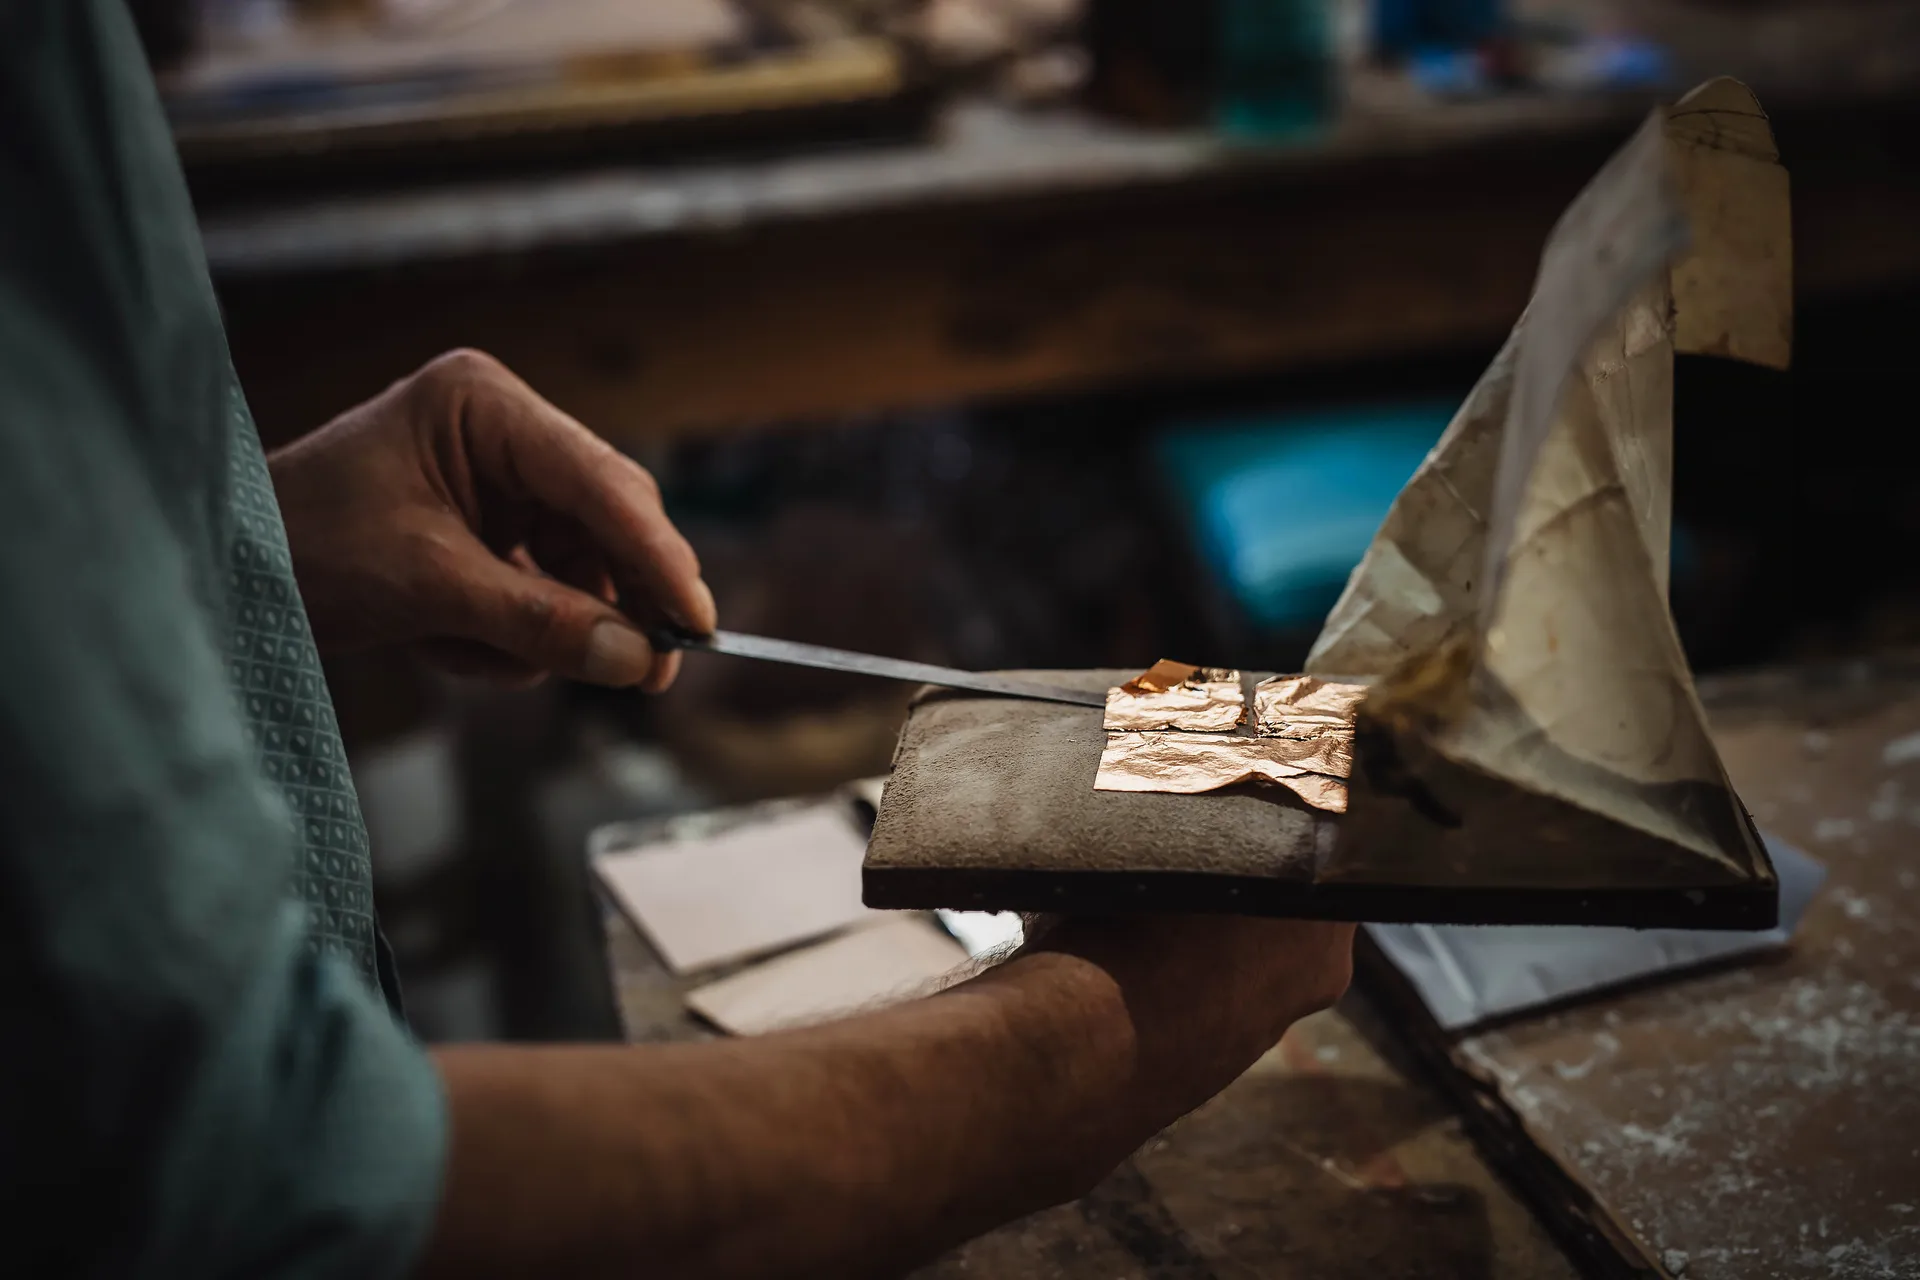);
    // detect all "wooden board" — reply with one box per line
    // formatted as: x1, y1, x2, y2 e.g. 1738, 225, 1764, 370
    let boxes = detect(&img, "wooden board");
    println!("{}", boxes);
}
1362, 659, 1920, 1278
172, 38, 913, 201
172, 39, 905, 164
862, 675, 1780, 931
